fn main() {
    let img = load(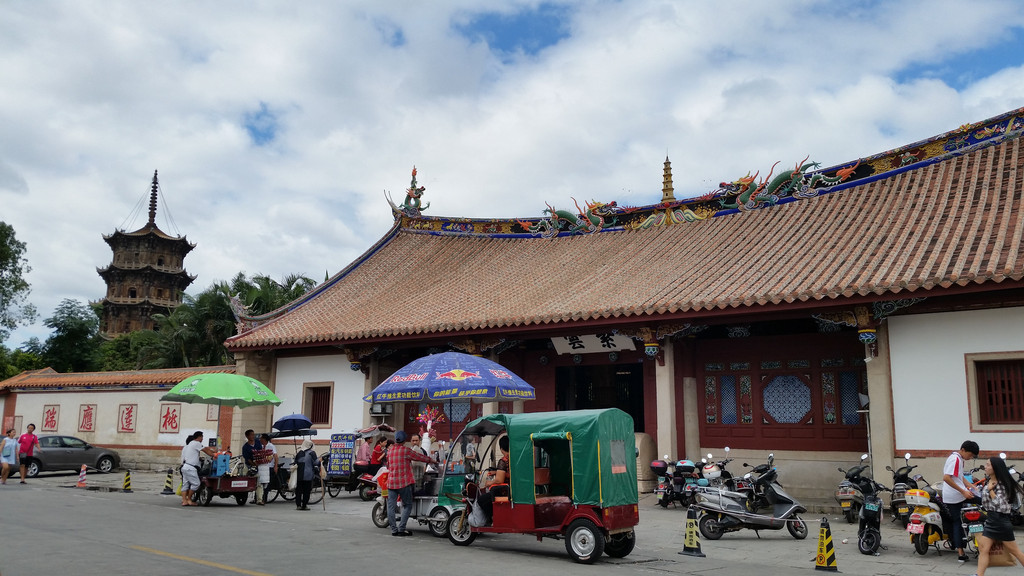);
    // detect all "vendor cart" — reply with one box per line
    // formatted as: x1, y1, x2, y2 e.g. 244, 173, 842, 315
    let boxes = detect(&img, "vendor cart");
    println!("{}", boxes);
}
192, 456, 258, 506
